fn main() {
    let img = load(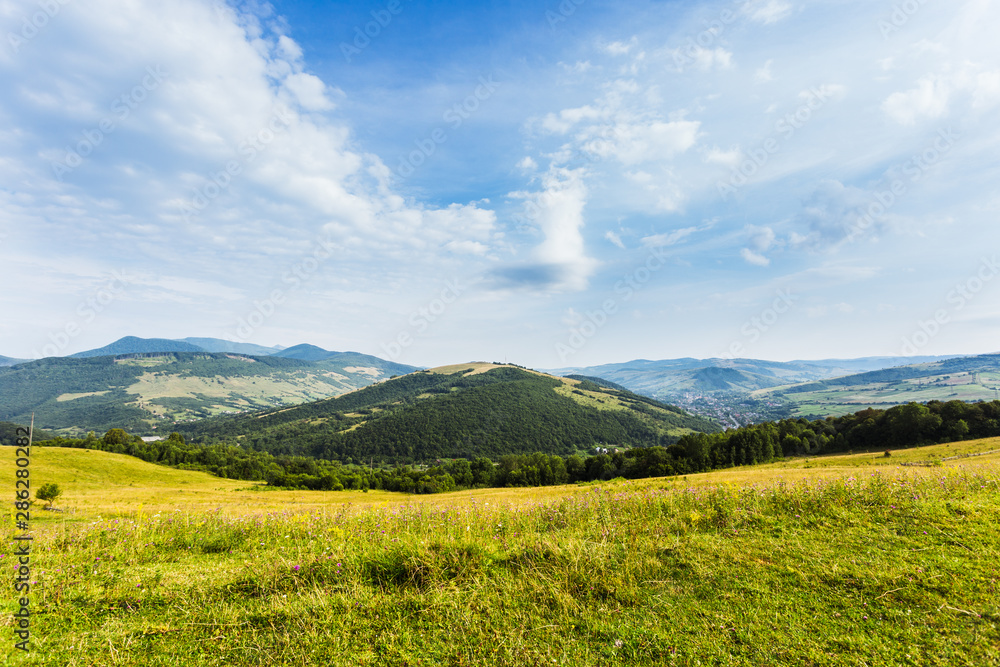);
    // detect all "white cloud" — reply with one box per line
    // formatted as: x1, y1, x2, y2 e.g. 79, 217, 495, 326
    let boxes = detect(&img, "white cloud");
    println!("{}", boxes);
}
539, 105, 603, 134
604, 38, 637, 56
747, 225, 776, 252
560, 60, 593, 74
740, 248, 770, 266
0, 0, 497, 332
604, 230, 625, 249
496, 168, 596, 291
517, 156, 538, 171
743, 0, 793, 25
687, 47, 732, 72
882, 75, 951, 125
641, 225, 699, 248
283, 72, 335, 112
703, 145, 743, 168
444, 240, 489, 256
754, 60, 774, 83
740, 225, 776, 266
882, 60, 1000, 126
532, 169, 596, 289
277, 35, 303, 61
972, 70, 1000, 109
583, 119, 700, 165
